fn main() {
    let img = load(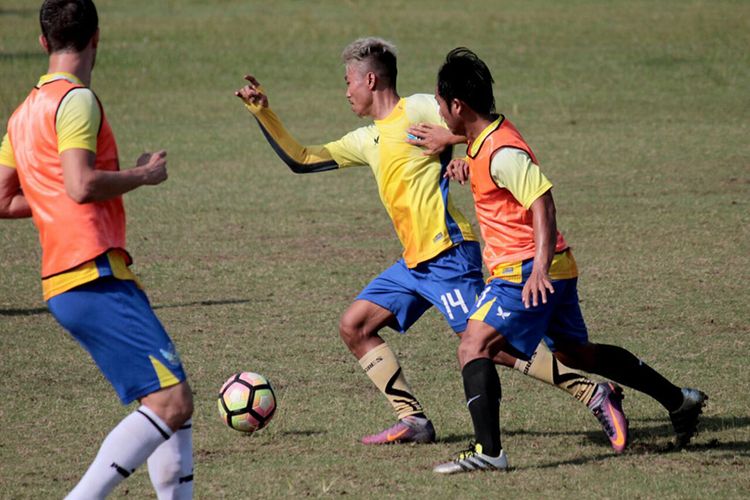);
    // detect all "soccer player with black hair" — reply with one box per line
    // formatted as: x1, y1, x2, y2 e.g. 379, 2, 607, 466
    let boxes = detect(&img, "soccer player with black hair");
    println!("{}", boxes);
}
431, 47, 707, 474
235, 38, 629, 451
0, 1, 193, 496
